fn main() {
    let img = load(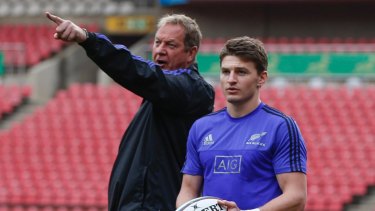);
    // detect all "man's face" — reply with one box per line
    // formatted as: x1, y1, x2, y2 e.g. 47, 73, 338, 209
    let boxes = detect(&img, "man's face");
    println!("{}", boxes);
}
220, 55, 266, 105
152, 23, 195, 70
